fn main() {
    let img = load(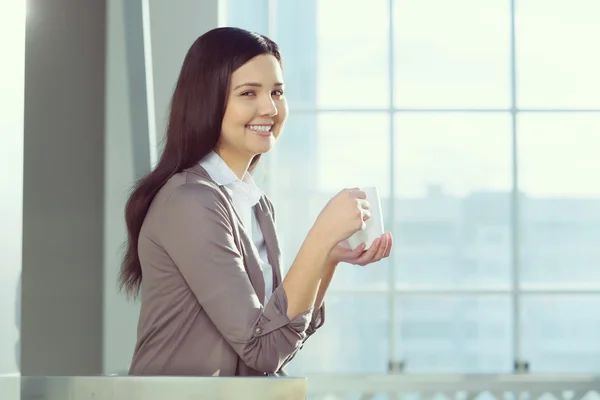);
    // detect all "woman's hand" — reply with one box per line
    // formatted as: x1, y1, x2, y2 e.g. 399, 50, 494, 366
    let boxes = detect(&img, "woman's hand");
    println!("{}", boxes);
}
328, 231, 393, 267
312, 188, 372, 248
